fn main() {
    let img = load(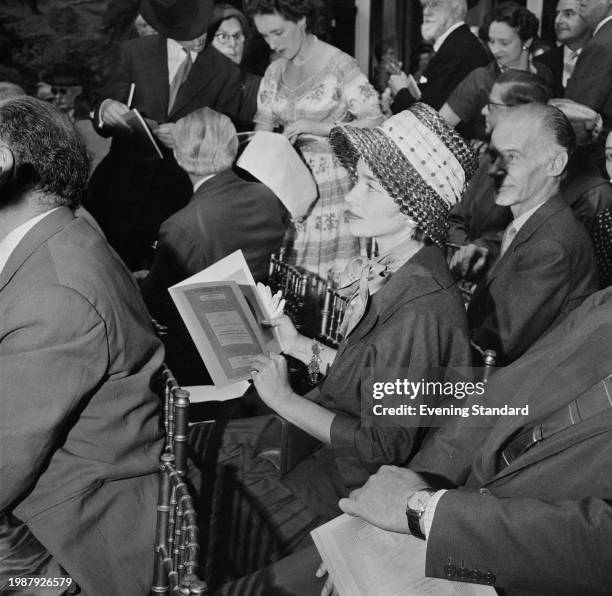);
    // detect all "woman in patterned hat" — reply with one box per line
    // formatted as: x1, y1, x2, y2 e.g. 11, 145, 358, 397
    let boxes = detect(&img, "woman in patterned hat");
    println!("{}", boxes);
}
196, 103, 478, 587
